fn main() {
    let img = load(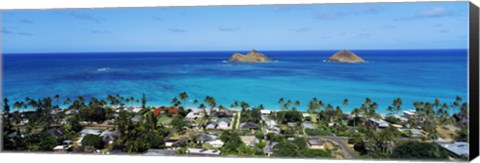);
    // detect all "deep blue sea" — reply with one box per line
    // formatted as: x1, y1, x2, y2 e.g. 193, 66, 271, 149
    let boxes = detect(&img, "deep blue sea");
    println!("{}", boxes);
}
2, 50, 468, 113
